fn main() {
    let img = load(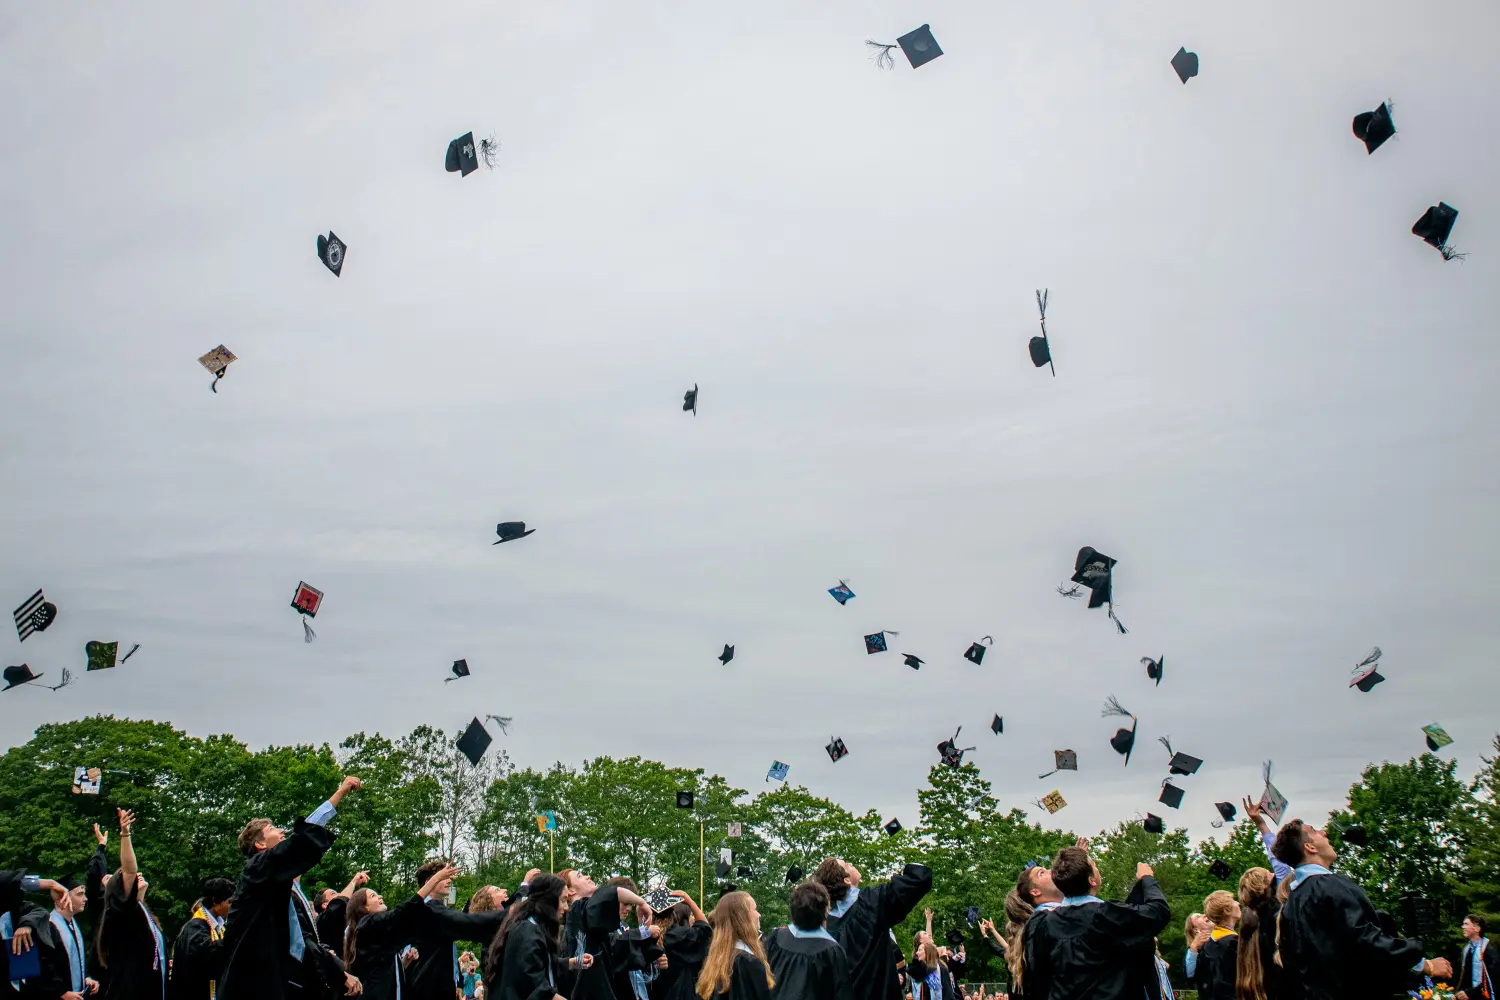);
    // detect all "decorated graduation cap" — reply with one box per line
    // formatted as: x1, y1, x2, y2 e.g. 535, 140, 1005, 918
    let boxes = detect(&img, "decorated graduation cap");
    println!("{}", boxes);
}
866, 24, 942, 70
1412, 202, 1465, 261
445, 659, 470, 683
290, 581, 323, 642
990, 714, 1003, 735
727, 822, 742, 838
718, 644, 735, 665
1209, 859, 1232, 881
863, 630, 897, 654
1349, 647, 1385, 692
1171, 47, 1199, 84
937, 727, 976, 768
317, 231, 346, 276
494, 521, 536, 544
1158, 737, 1202, 776
766, 760, 789, 782
964, 636, 993, 665
825, 736, 849, 762
644, 880, 677, 913
1143, 814, 1165, 834
1352, 102, 1396, 154
14, 589, 58, 642
86, 641, 120, 672
902, 653, 924, 670
1258, 760, 1288, 823
683, 384, 698, 415
1036, 790, 1067, 814
199, 345, 237, 393
456, 717, 494, 766
1102, 695, 1138, 765
446, 131, 497, 176
676, 790, 694, 808
1029, 289, 1056, 376
1060, 547, 1127, 634
1422, 723, 1453, 751
72, 767, 102, 795
1142, 656, 1164, 686
884, 818, 903, 836
1038, 749, 1077, 779
828, 580, 855, 606
1159, 779, 1185, 809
